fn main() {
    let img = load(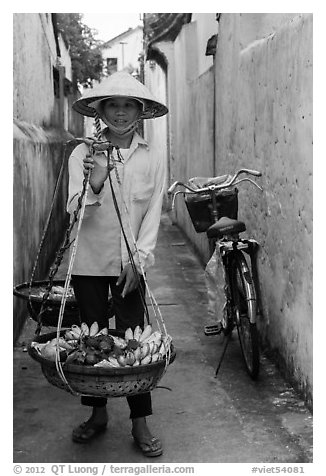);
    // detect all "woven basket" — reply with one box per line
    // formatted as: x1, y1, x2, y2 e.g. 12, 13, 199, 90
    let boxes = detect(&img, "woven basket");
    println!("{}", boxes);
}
184, 188, 239, 233
13, 280, 114, 327
28, 330, 175, 398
